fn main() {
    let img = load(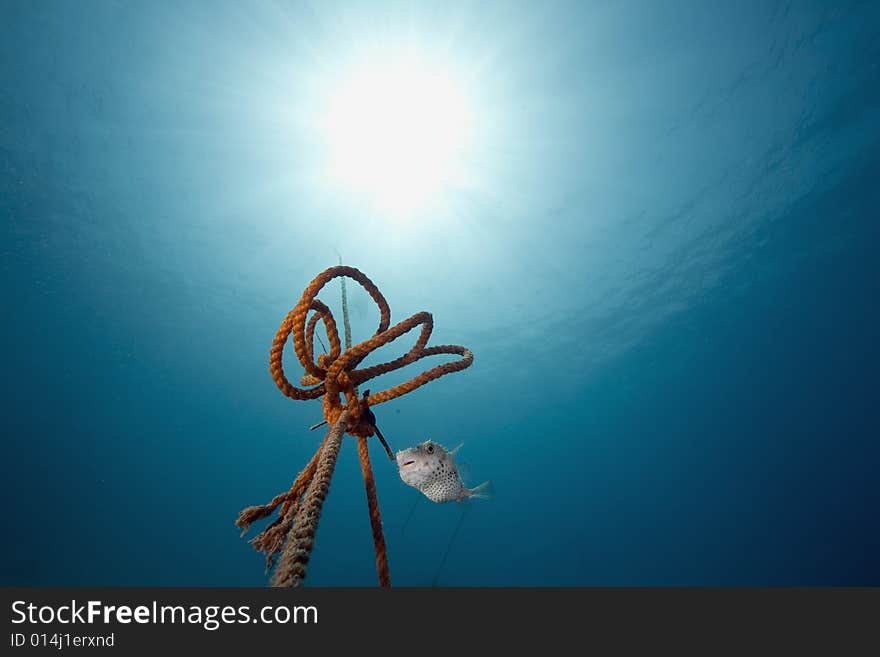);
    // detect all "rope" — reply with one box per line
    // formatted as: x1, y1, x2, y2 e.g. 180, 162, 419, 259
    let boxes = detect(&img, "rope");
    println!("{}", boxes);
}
339, 256, 352, 351
271, 410, 349, 588
237, 265, 473, 587
357, 435, 391, 586
432, 505, 470, 586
